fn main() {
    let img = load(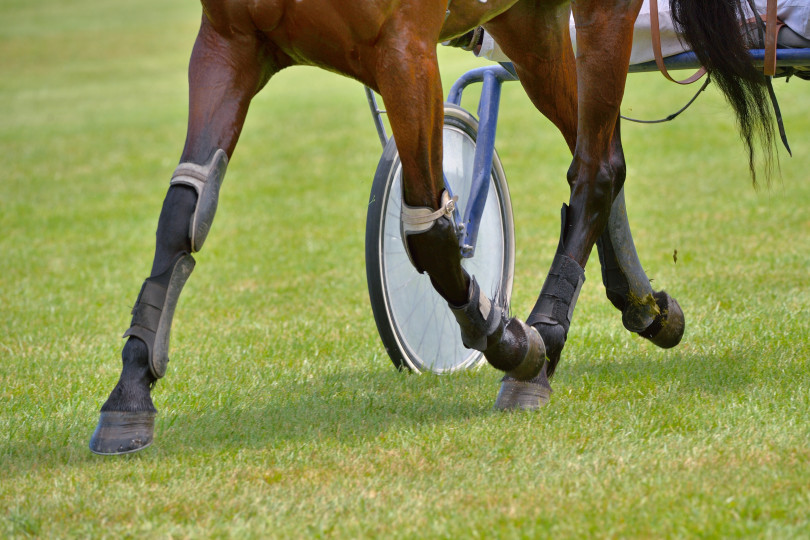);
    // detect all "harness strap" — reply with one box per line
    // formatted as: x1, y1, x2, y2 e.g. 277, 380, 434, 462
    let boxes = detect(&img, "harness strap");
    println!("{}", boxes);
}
650, 0, 707, 84
651, 0, 779, 83
745, 0, 792, 154
764, 0, 779, 76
